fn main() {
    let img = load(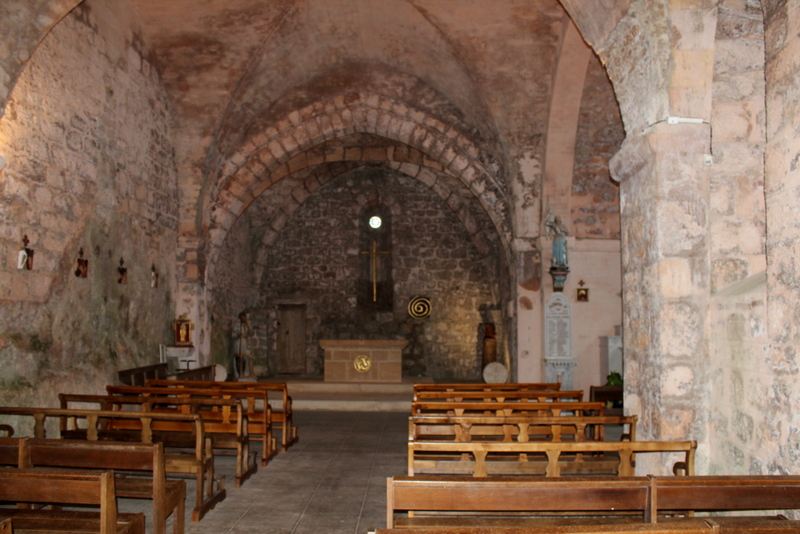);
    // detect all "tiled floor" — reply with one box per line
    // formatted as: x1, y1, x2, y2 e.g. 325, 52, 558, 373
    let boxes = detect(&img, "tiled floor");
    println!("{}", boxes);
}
121, 411, 409, 534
